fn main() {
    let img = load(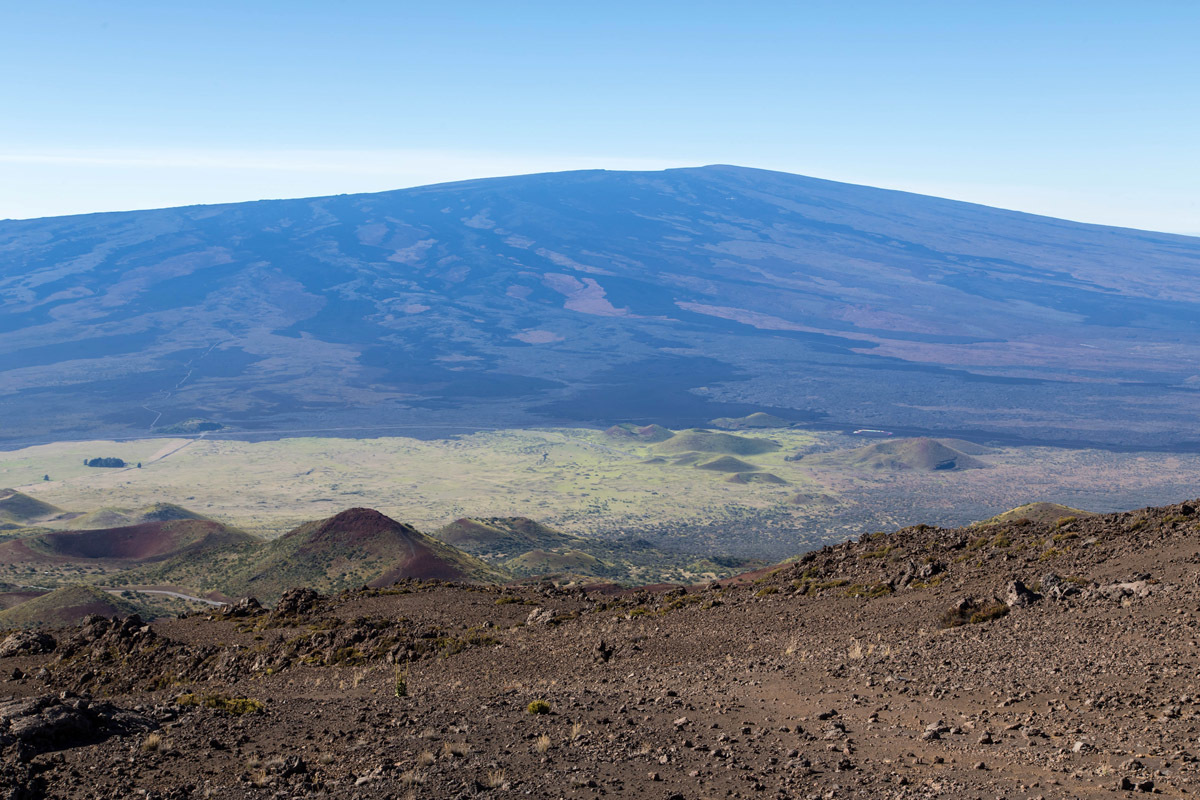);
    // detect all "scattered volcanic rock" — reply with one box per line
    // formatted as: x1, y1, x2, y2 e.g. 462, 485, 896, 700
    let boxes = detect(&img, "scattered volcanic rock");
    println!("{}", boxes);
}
0, 498, 1198, 799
